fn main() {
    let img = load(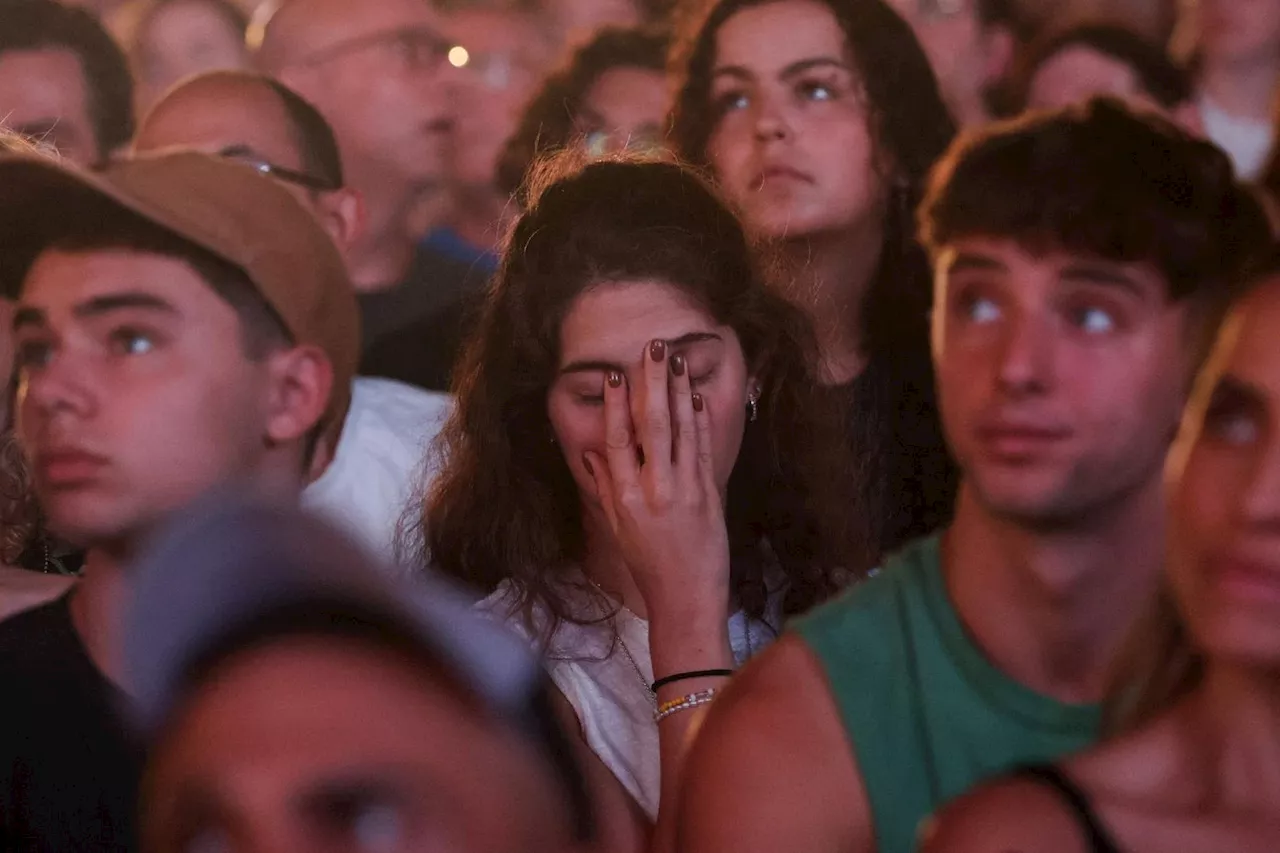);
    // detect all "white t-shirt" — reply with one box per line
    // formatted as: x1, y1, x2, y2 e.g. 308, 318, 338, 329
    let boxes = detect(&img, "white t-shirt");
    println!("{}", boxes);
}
304, 377, 451, 561
1199, 94, 1275, 181
477, 579, 783, 818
